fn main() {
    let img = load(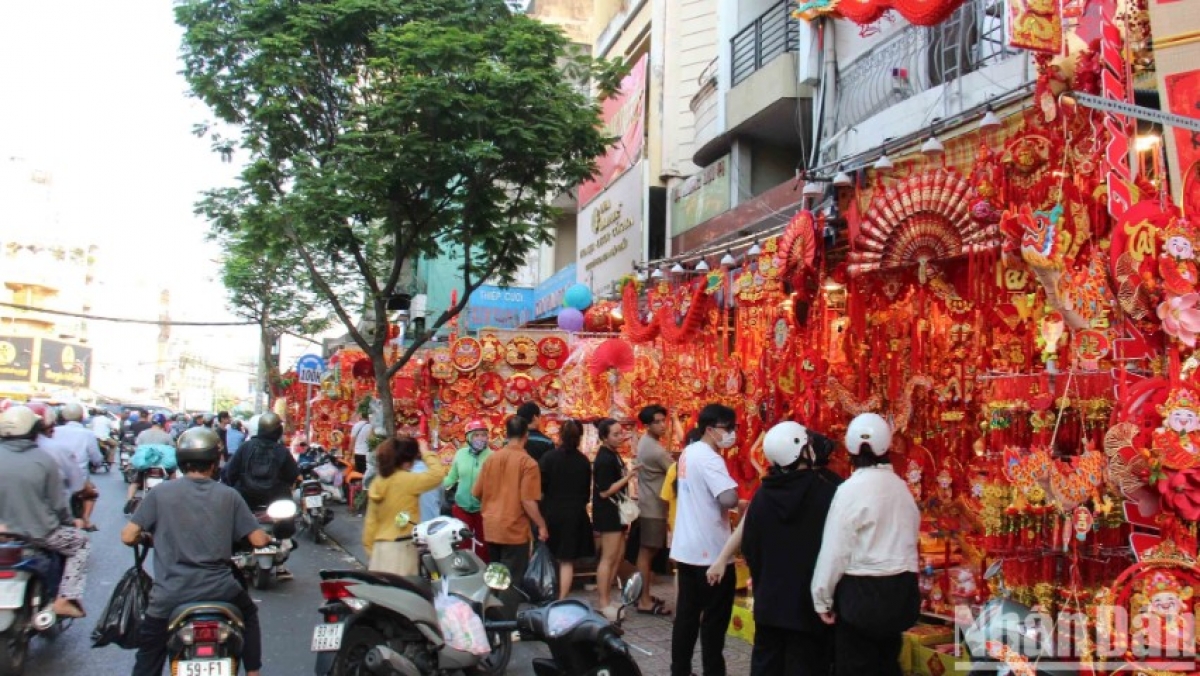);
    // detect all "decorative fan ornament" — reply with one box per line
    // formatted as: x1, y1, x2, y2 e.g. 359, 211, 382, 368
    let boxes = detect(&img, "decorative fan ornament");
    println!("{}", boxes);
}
848, 170, 997, 277
588, 338, 635, 377
777, 211, 818, 291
